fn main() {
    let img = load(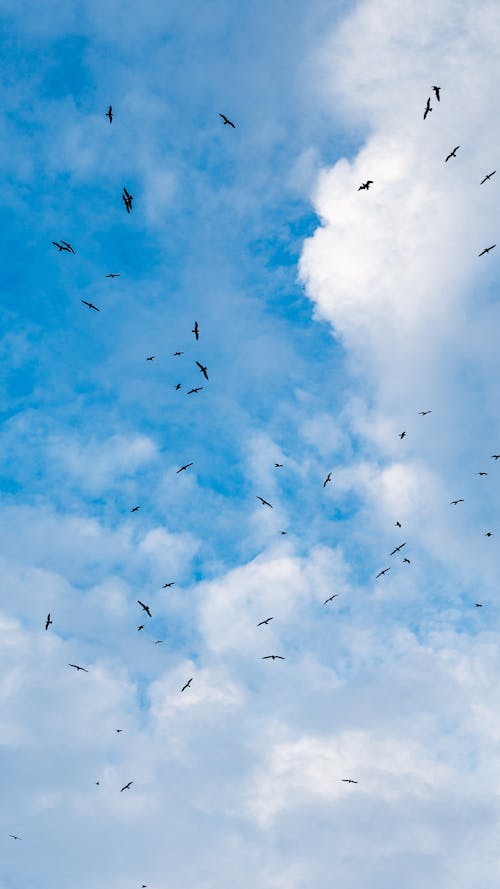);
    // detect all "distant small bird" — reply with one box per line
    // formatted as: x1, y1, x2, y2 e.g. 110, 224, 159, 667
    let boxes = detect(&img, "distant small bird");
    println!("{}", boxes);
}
262, 655, 285, 660
9, 835, 21, 840
491, 455, 500, 460
162, 582, 175, 588
81, 300, 100, 312
475, 603, 483, 607
432, 85, 441, 102
480, 171, 496, 184
418, 410, 432, 415
341, 778, 358, 784
45, 613, 52, 631
376, 568, 390, 578
192, 321, 199, 340
96, 781, 100, 786
257, 617, 273, 626
403, 557, 411, 564
275, 463, 283, 468
146, 356, 156, 361
324, 594, 339, 604
181, 678, 193, 692
256, 496, 272, 508
358, 180, 373, 191
399, 431, 406, 439
177, 462, 193, 473
476, 472, 488, 476
106, 105, 113, 123
105, 273, 120, 278
479, 245, 496, 256
423, 97, 432, 120
175, 383, 182, 390
137, 625, 144, 631
187, 387, 203, 394
280, 530, 287, 535
137, 600, 152, 618
323, 472, 332, 488
68, 664, 89, 672
122, 187, 133, 213
116, 729, 123, 733
445, 146, 460, 162
390, 543, 406, 555
130, 505, 141, 512
120, 781, 133, 792
154, 640, 164, 645
450, 499, 464, 505
52, 240, 75, 254
485, 531, 493, 537
395, 521, 402, 528
196, 361, 209, 380
219, 113, 236, 128
173, 351, 184, 356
